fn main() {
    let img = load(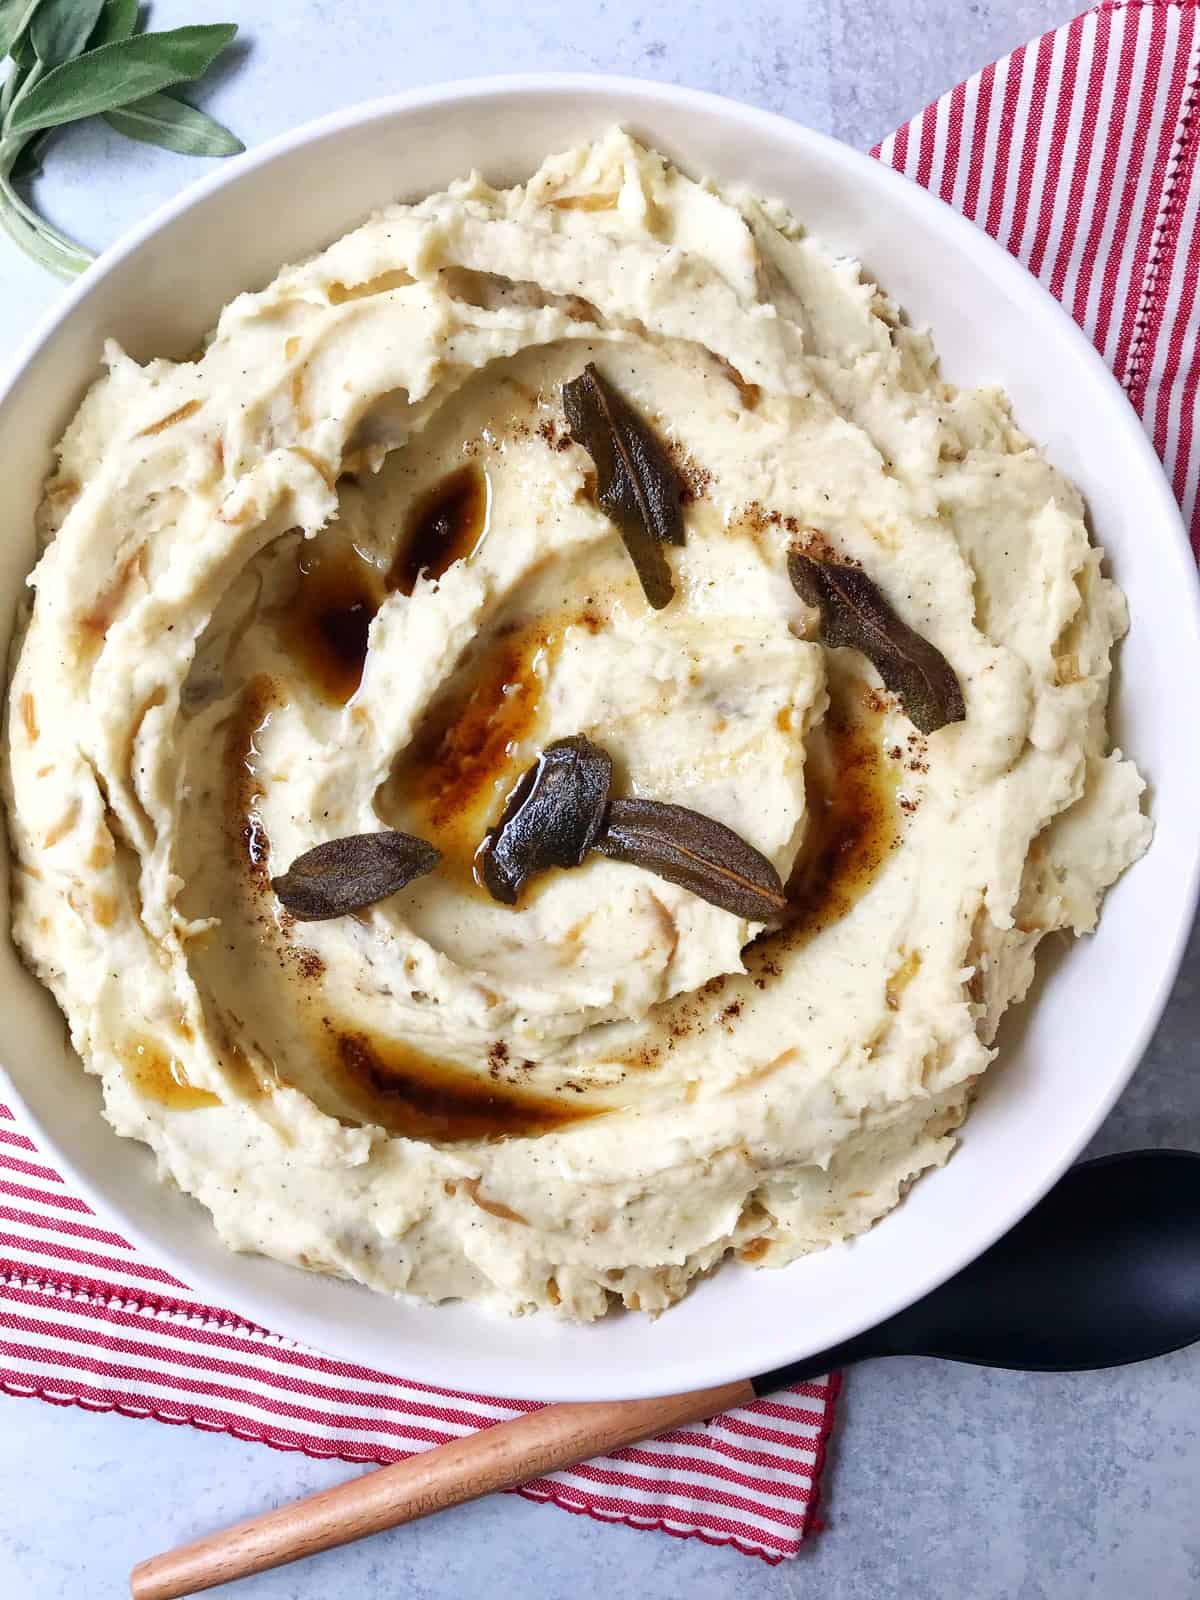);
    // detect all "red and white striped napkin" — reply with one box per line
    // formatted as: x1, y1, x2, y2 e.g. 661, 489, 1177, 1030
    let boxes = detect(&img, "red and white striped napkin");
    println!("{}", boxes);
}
875, 0, 1200, 551
2, 0, 1198, 1563
0, 1100, 839, 1560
